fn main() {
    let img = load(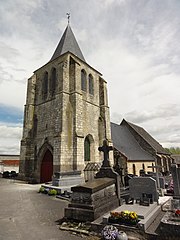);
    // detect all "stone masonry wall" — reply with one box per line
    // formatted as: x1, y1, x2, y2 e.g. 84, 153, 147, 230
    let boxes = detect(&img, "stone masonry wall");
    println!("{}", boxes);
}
19, 52, 112, 182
